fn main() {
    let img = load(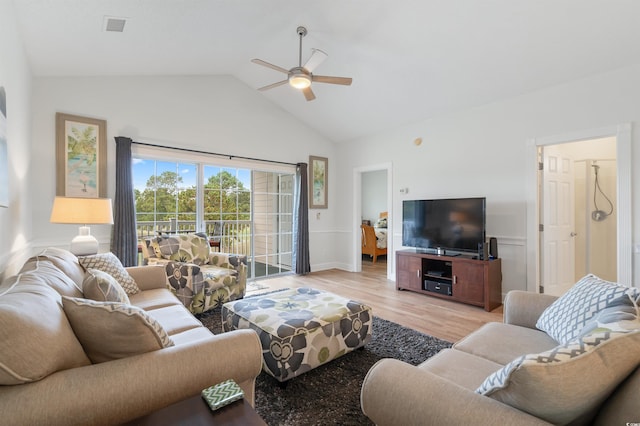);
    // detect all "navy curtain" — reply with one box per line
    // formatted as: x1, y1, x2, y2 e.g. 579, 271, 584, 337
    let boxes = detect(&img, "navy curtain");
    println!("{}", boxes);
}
111, 136, 138, 266
293, 162, 311, 274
